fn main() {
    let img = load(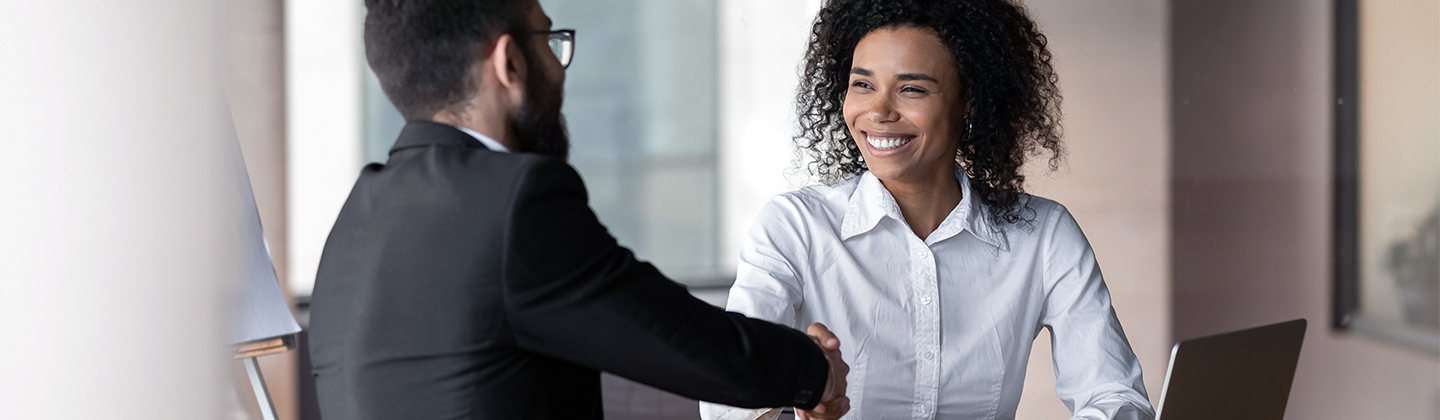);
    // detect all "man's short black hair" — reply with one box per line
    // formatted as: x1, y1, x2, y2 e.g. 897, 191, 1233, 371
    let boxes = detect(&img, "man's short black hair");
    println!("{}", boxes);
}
363, 0, 532, 121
